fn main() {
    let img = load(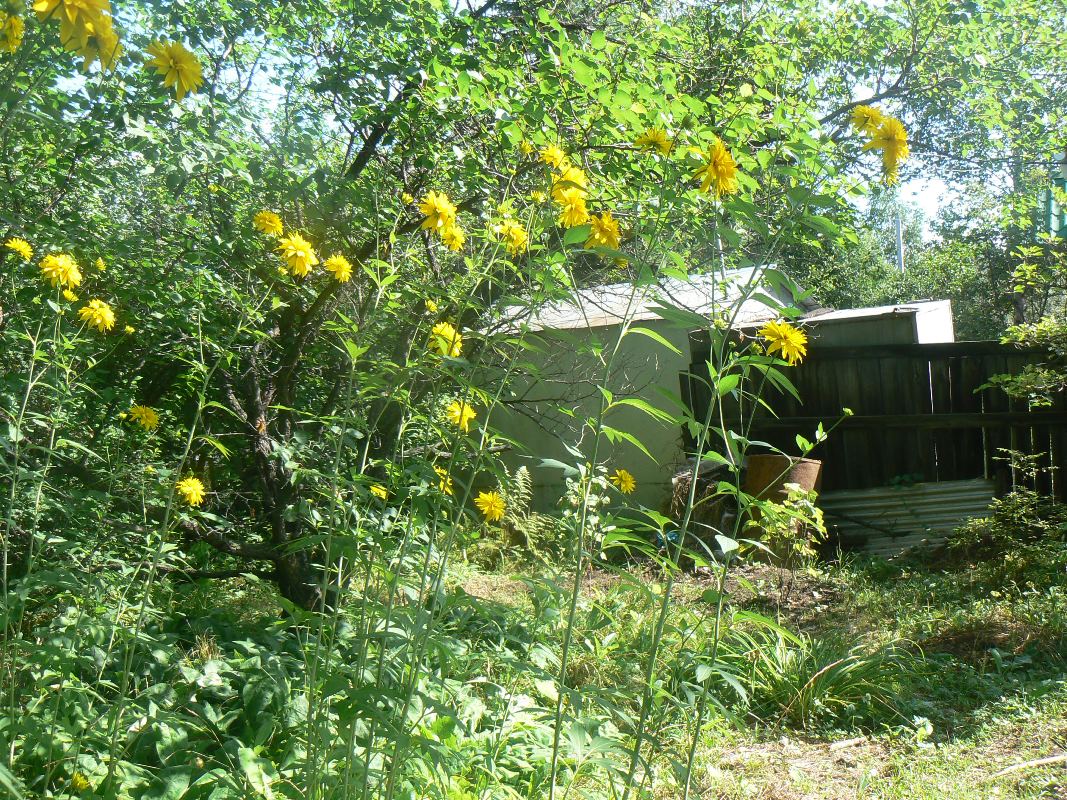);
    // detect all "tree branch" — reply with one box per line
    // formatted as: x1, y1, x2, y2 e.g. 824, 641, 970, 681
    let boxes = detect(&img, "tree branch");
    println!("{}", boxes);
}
179, 519, 277, 561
